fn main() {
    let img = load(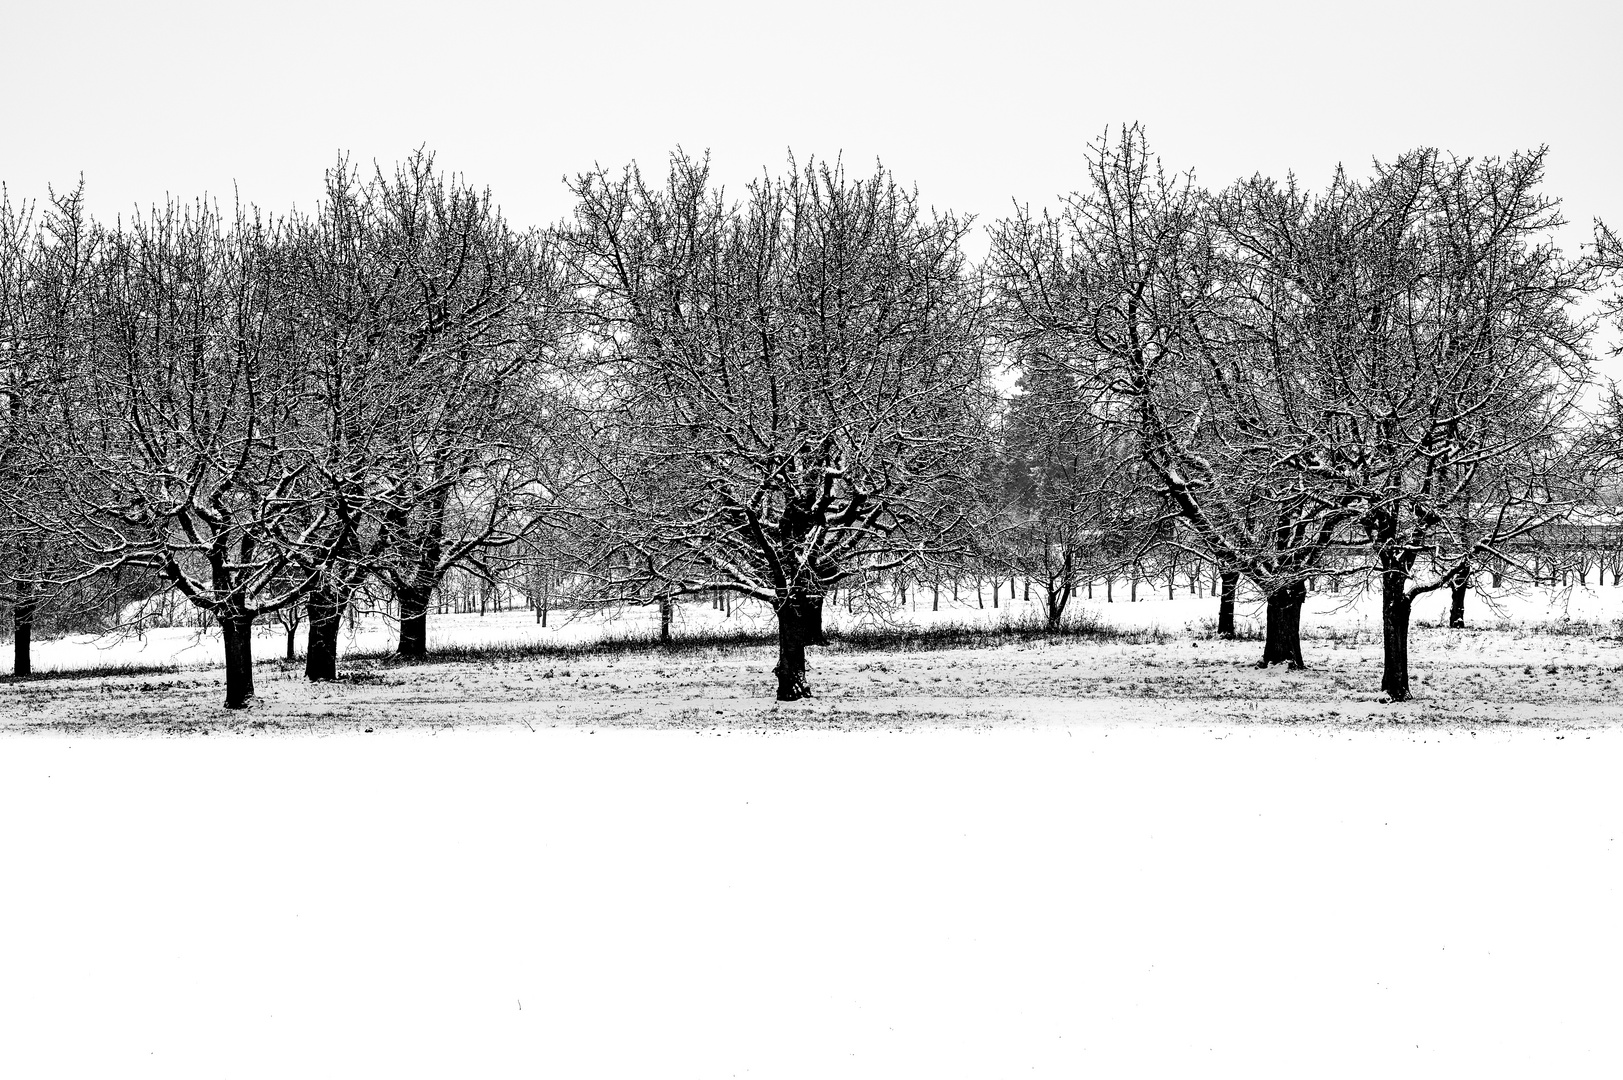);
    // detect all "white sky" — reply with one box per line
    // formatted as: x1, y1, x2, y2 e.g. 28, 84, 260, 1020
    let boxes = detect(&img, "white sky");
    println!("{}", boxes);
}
4, 0, 1619, 260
